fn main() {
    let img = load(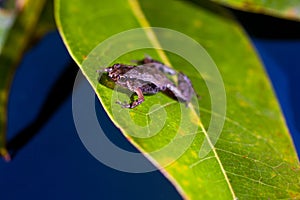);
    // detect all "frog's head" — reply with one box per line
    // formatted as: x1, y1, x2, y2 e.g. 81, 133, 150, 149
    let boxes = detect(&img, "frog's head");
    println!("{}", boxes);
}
103, 63, 134, 82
